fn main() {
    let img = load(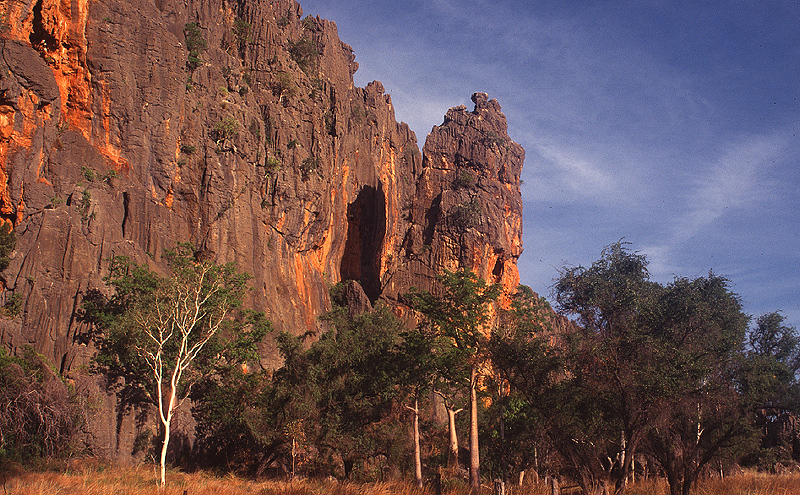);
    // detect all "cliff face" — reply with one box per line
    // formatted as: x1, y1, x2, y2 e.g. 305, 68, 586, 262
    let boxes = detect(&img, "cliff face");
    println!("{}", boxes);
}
0, 0, 527, 457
